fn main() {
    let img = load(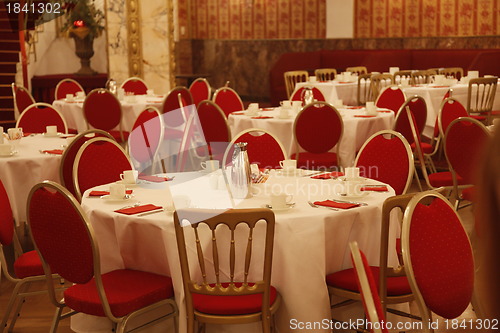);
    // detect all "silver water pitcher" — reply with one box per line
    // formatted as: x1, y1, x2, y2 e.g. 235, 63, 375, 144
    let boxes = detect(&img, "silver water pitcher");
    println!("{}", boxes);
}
301, 86, 314, 105
230, 142, 252, 199
106, 78, 117, 95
